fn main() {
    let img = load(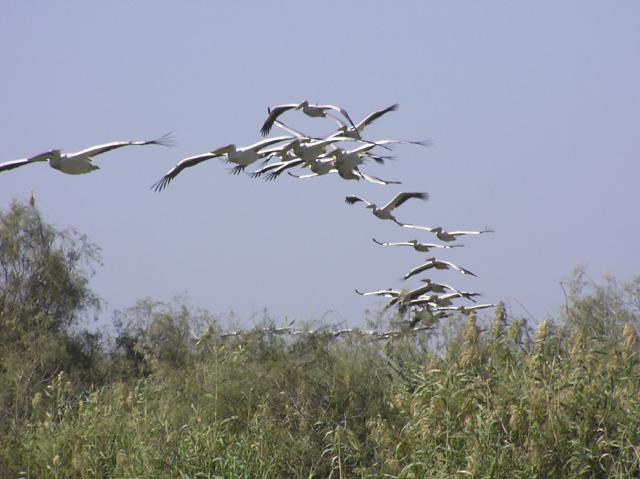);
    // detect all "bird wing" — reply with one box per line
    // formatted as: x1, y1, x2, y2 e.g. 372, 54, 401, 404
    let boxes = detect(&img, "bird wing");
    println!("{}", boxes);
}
447, 226, 495, 236
344, 195, 371, 206
250, 159, 303, 179
439, 260, 477, 277
359, 171, 401, 185
272, 120, 310, 139
0, 150, 61, 173
288, 170, 337, 179
264, 160, 304, 180
400, 223, 436, 231
71, 133, 175, 160
356, 103, 399, 131
151, 152, 220, 192
403, 261, 436, 280
0, 158, 33, 173
384, 192, 429, 211
372, 239, 413, 247
260, 105, 298, 136
374, 138, 434, 148
355, 289, 400, 297
244, 136, 295, 152
321, 105, 355, 128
